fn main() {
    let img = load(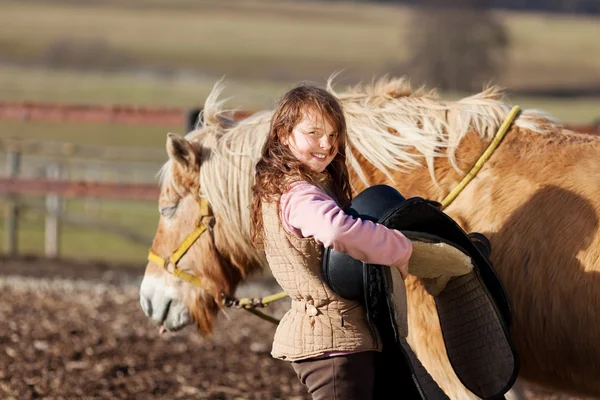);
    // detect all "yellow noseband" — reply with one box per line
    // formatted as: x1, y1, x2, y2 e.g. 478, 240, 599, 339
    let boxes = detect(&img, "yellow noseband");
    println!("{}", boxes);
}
147, 195, 212, 290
